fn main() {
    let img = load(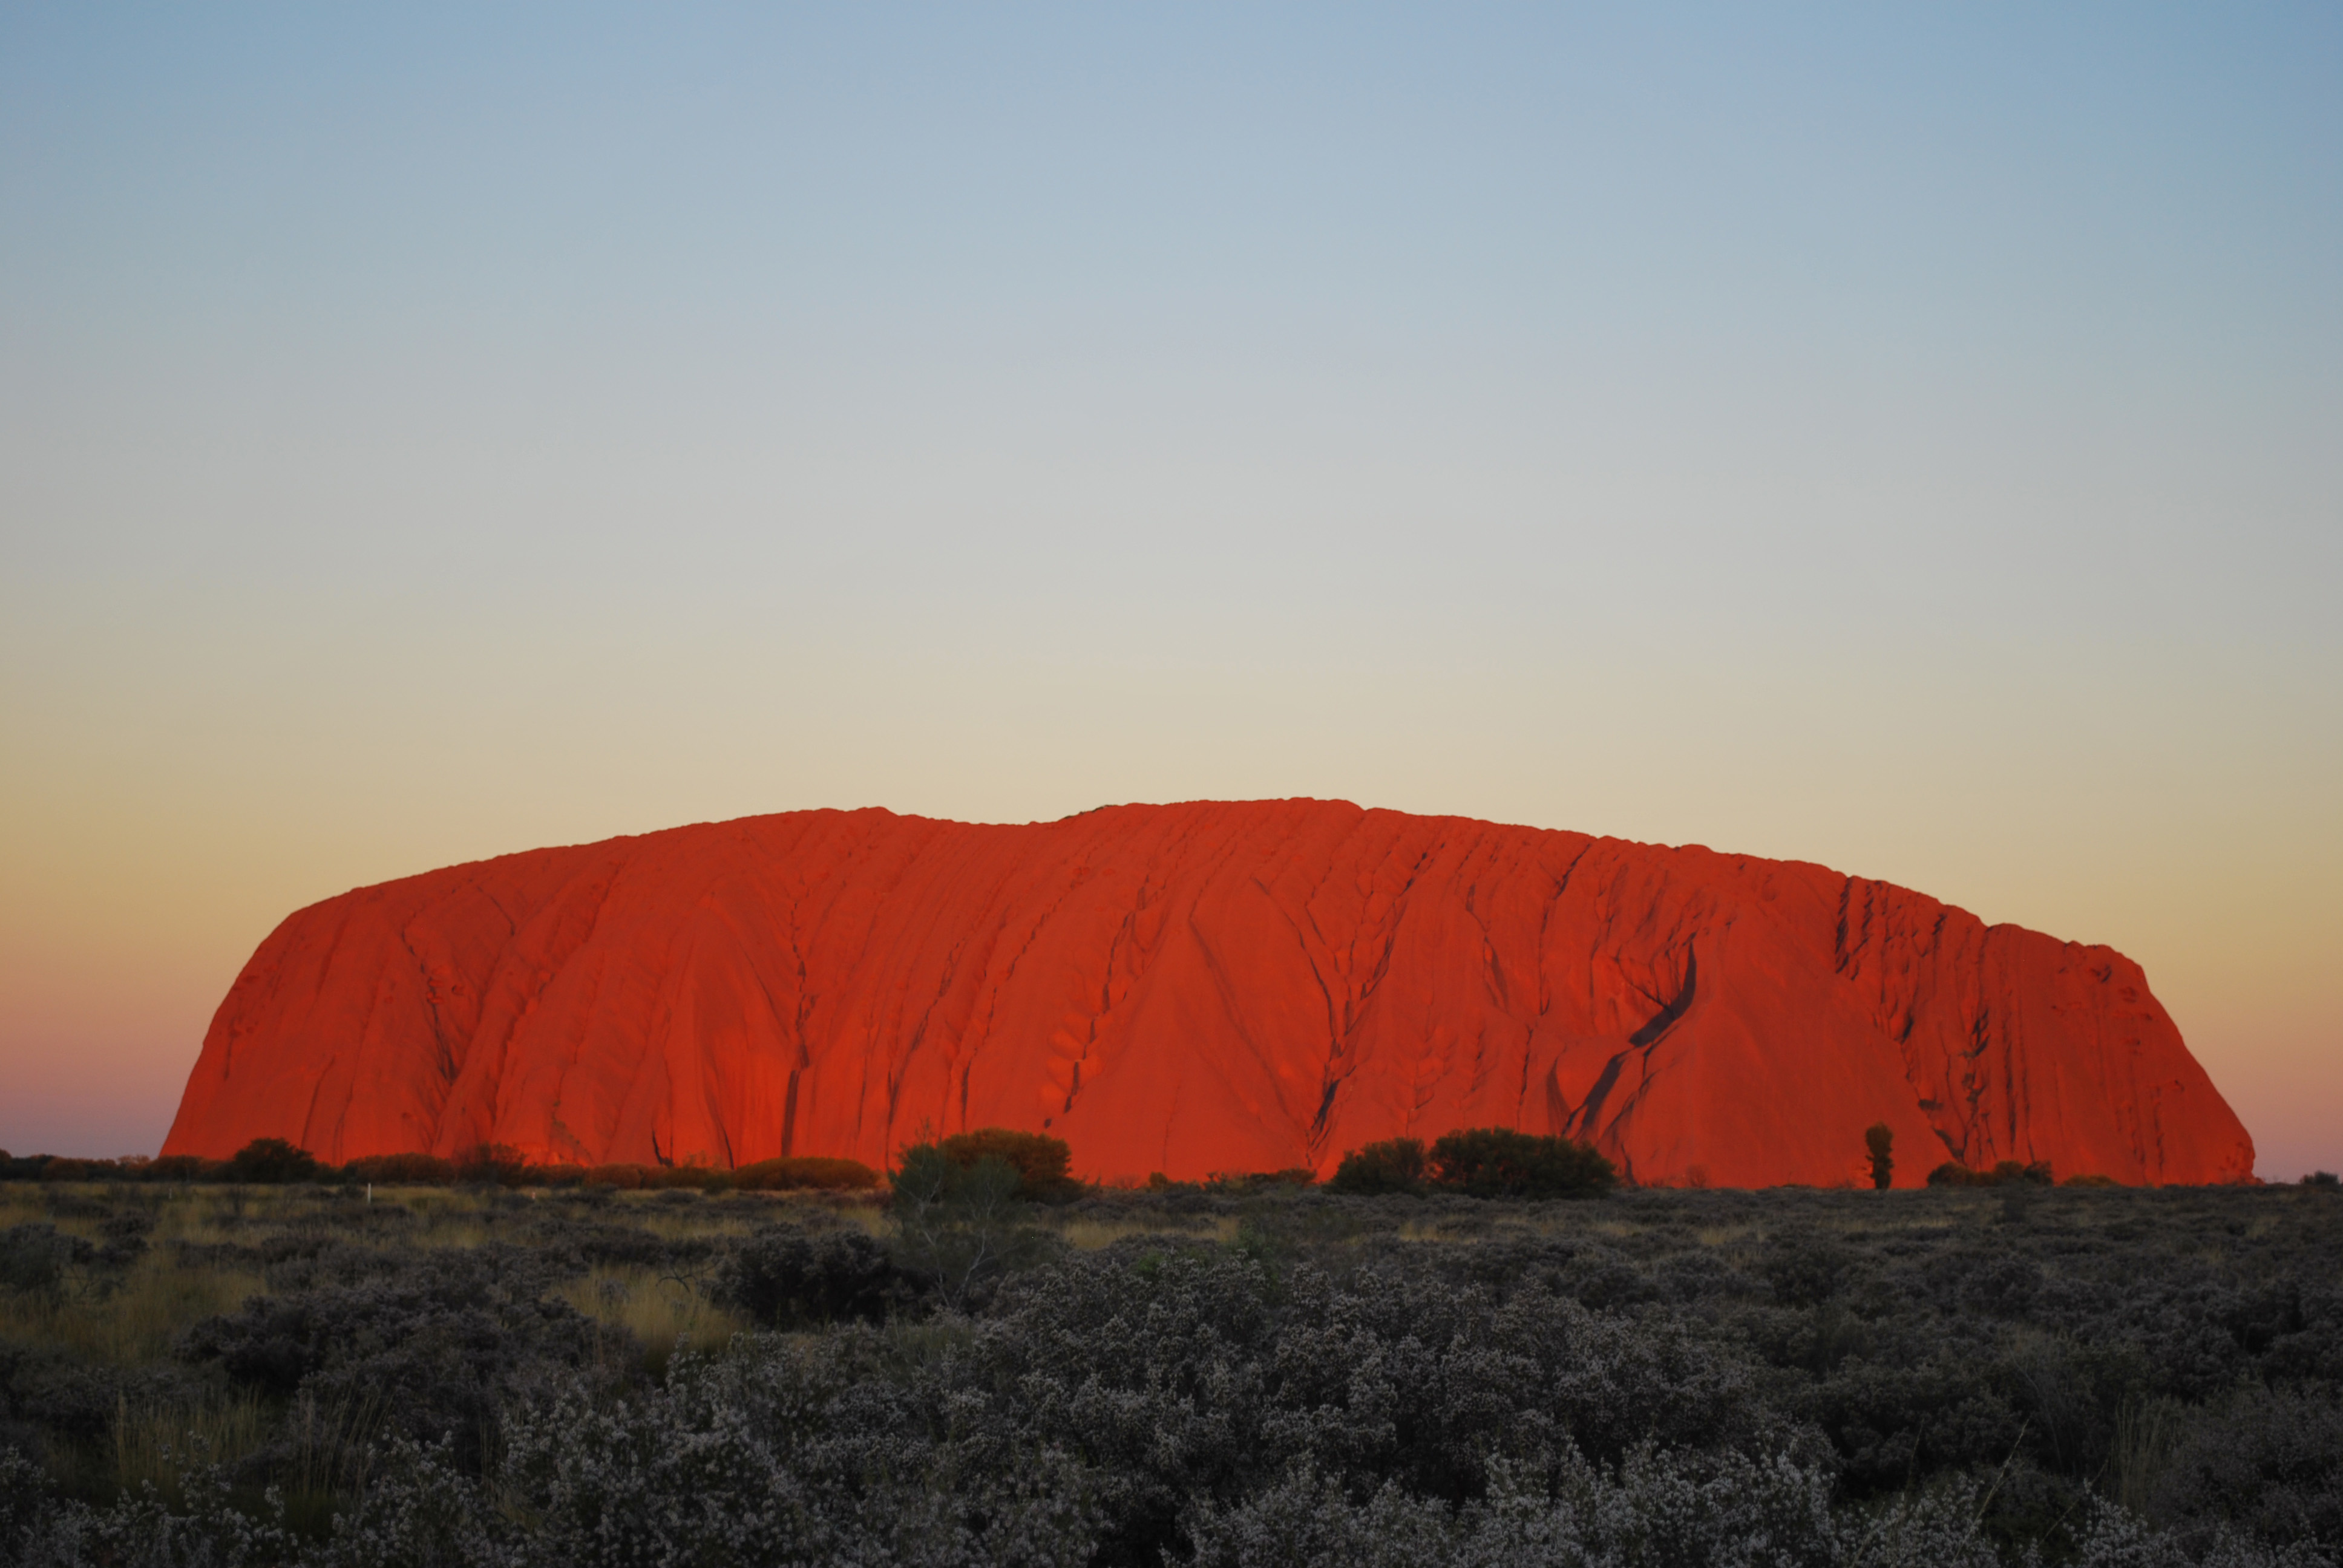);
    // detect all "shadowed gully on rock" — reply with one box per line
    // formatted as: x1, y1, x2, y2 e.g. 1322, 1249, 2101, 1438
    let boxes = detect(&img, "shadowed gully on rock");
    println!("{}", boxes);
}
162, 800, 2253, 1186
